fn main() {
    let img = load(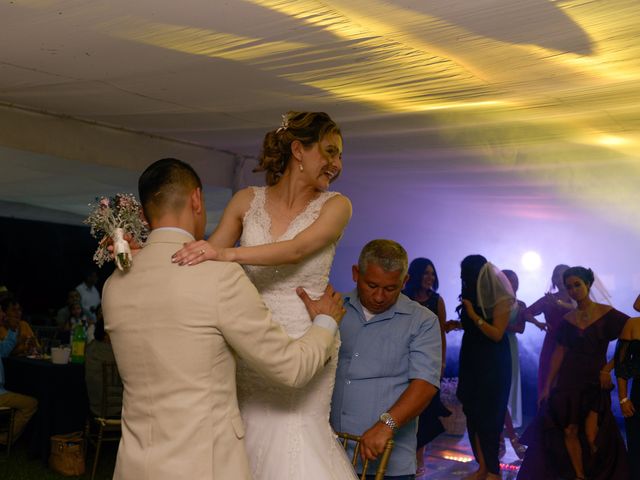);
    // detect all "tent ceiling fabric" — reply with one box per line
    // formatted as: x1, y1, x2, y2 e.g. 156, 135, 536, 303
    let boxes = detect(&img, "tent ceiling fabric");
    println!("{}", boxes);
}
1, 0, 639, 239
